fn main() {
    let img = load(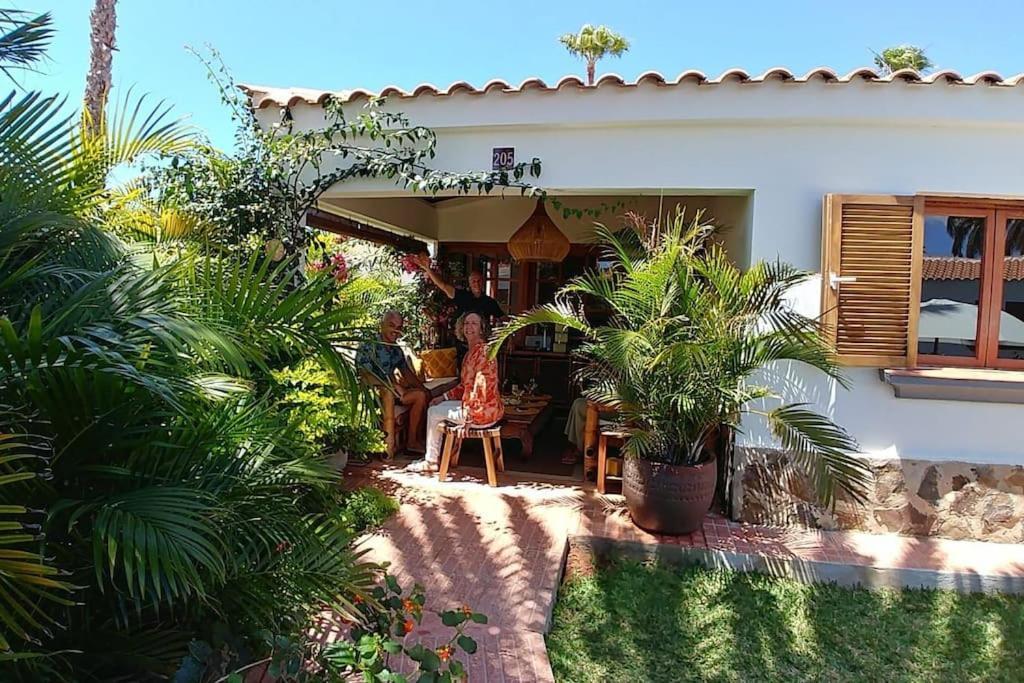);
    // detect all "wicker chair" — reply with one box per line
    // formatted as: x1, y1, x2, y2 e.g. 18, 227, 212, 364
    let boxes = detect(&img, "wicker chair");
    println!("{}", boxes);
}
379, 347, 458, 459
